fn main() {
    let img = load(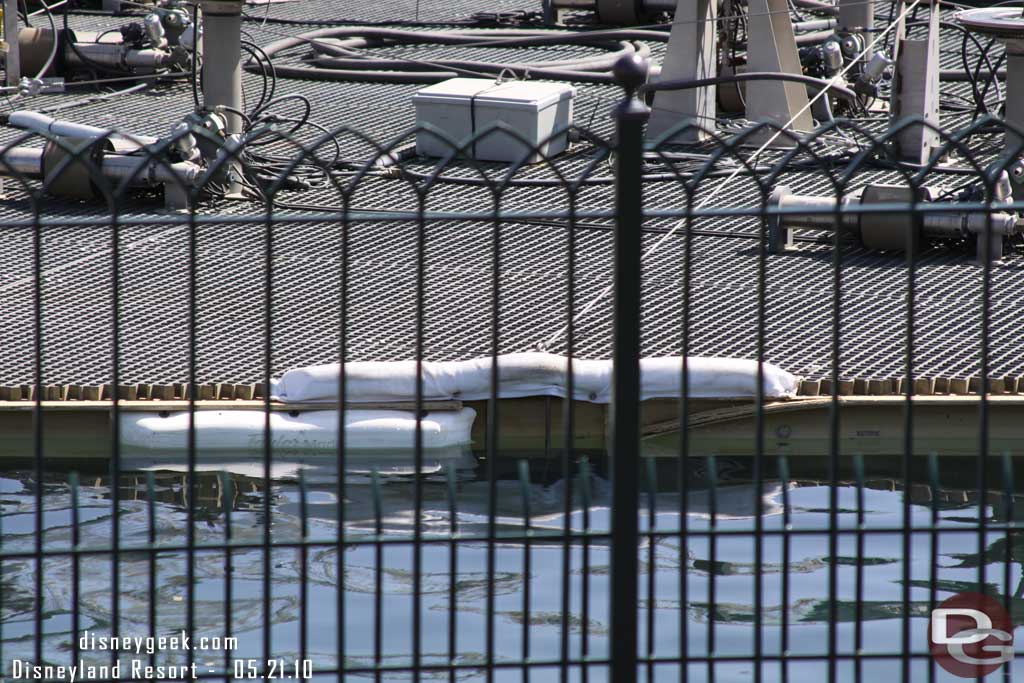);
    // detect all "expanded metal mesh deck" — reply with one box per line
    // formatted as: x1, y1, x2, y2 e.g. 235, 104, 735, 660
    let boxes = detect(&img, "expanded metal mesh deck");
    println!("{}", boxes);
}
0, 0, 1019, 387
